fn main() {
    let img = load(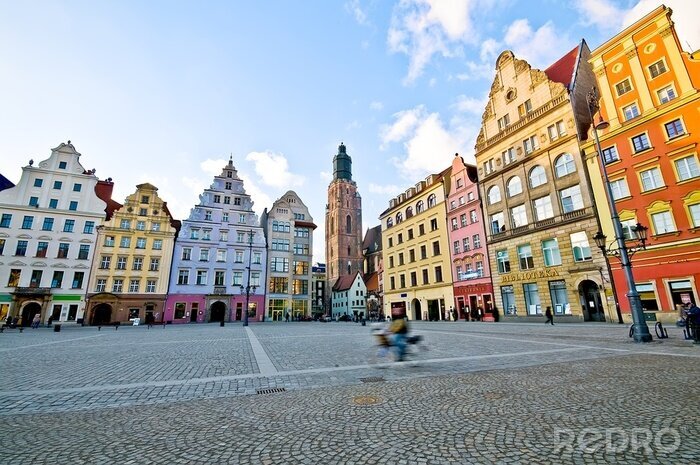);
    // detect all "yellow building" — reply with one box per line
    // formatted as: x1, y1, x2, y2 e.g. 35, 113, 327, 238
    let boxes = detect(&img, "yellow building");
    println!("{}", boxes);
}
380, 169, 454, 321
86, 183, 180, 324
582, 6, 700, 323
475, 45, 614, 322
